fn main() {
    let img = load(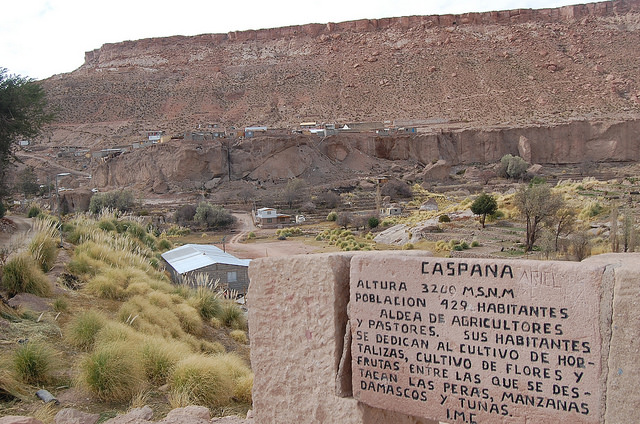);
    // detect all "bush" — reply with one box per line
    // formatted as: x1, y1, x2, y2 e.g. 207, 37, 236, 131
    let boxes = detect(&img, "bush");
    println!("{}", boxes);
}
368, 217, 379, 229
97, 219, 116, 232
157, 238, 172, 251
403, 243, 414, 250
27, 205, 41, 218
52, 297, 68, 312
89, 190, 136, 214
80, 342, 145, 402
189, 287, 222, 320
28, 228, 58, 272
381, 180, 413, 200
247, 232, 256, 239
13, 342, 57, 385
141, 337, 191, 385
219, 301, 247, 330
326, 211, 337, 221
499, 154, 529, 179
174, 205, 197, 224
0, 201, 5, 219
194, 202, 235, 229
65, 310, 106, 350
438, 214, 451, 223
1, 253, 51, 297
170, 354, 234, 408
